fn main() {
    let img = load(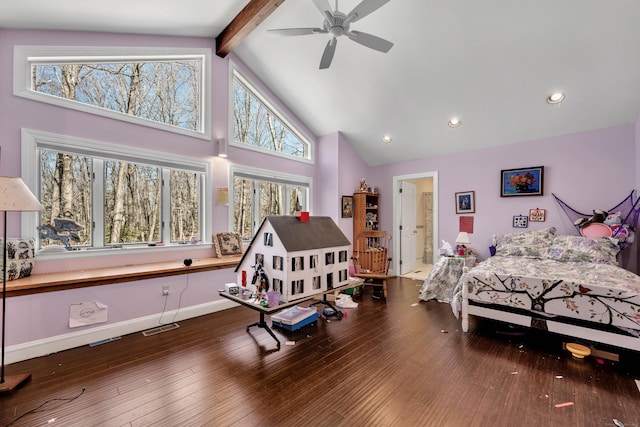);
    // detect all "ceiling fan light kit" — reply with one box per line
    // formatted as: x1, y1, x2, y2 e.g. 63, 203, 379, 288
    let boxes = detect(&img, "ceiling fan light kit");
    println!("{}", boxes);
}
269, 0, 394, 69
